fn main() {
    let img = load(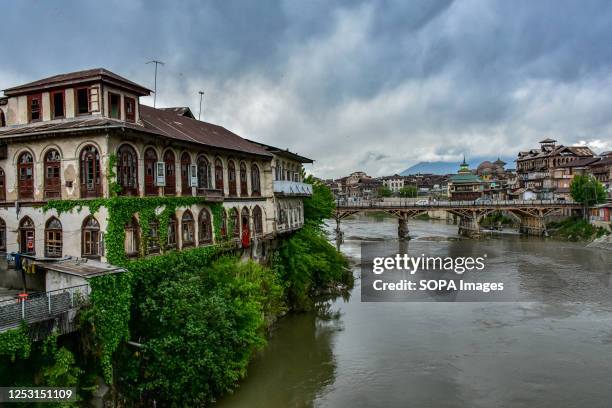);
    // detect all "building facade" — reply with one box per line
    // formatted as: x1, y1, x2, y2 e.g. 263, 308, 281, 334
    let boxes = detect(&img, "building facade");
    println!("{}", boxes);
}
0, 68, 312, 290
